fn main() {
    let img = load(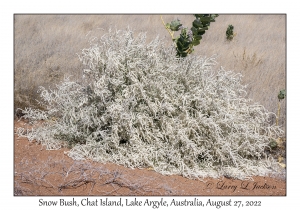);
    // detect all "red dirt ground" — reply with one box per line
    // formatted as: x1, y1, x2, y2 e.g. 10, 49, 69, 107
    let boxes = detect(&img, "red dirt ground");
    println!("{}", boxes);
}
14, 120, 286, 196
